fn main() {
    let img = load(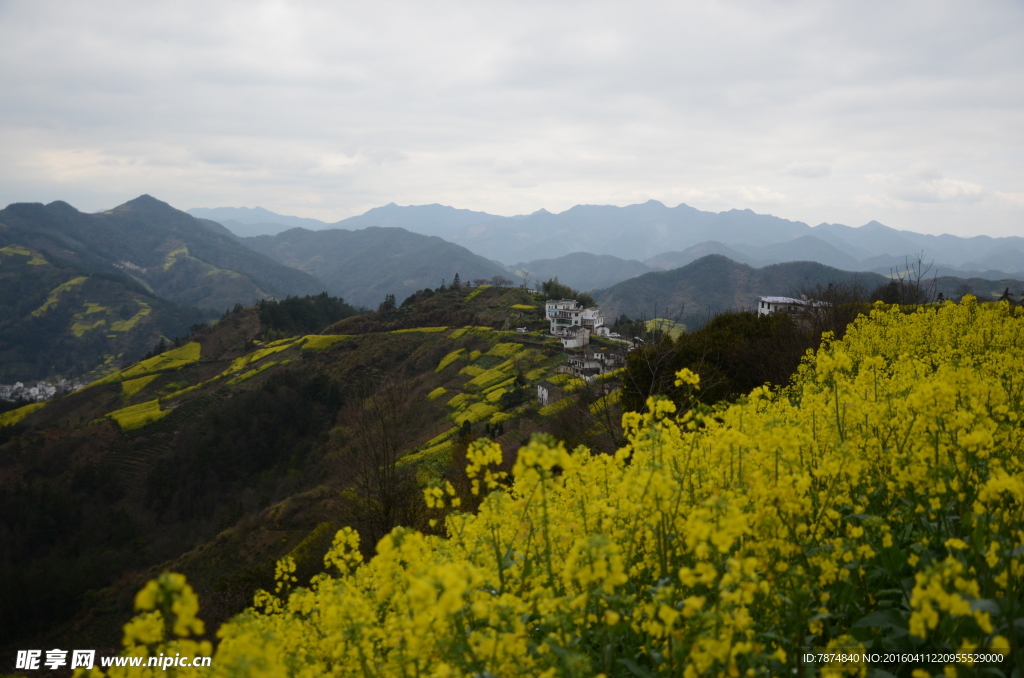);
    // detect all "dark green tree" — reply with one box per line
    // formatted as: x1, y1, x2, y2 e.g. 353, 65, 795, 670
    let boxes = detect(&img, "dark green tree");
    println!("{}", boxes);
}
541, 277, 594, 306
621, 311, 816, 414
542, 277, 574, 299
378, 294, 396, 313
